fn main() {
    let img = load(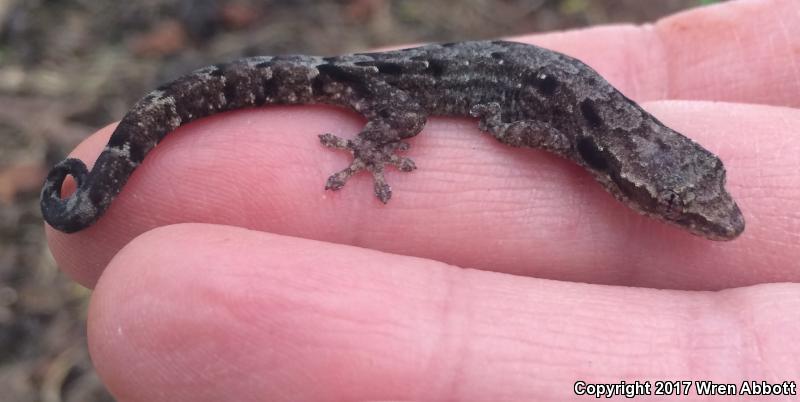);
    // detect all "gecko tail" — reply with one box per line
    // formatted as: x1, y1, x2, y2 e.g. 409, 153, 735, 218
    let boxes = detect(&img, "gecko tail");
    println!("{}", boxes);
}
40, 158, 101, 233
